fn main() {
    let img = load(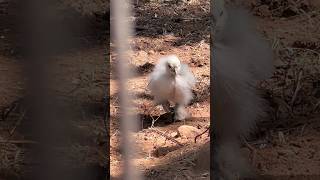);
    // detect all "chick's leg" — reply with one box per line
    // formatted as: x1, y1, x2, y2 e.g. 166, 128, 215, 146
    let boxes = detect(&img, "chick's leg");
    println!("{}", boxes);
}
161, 101, 171, 113
174, 104, 189, 121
